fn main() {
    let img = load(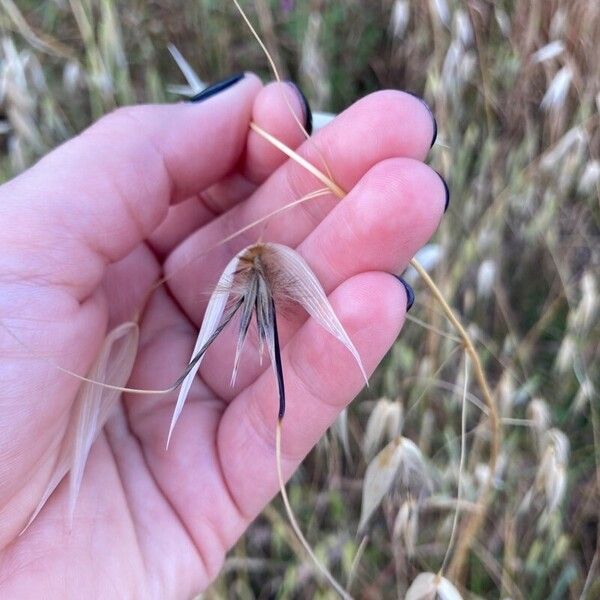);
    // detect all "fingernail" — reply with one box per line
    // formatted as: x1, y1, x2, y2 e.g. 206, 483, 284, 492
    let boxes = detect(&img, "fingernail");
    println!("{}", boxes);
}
395, 276, 415, 311
284, 81, 313, 135
406, 91, 437, 148
435, 171, 450, 212
189, 73, 245, 103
